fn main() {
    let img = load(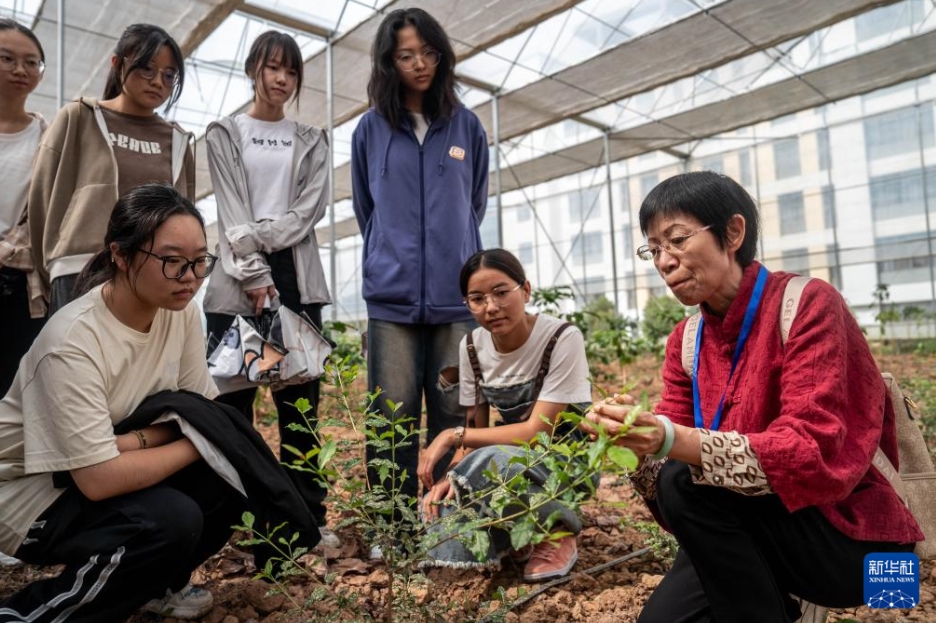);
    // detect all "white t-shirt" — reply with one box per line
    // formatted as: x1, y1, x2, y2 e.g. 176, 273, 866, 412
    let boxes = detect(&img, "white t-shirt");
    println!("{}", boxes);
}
0, 117, 42, 238
0, 286, 217, 555
234, 114, 296, 222
411, 112, 429, 145
459, 314, 592, 407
